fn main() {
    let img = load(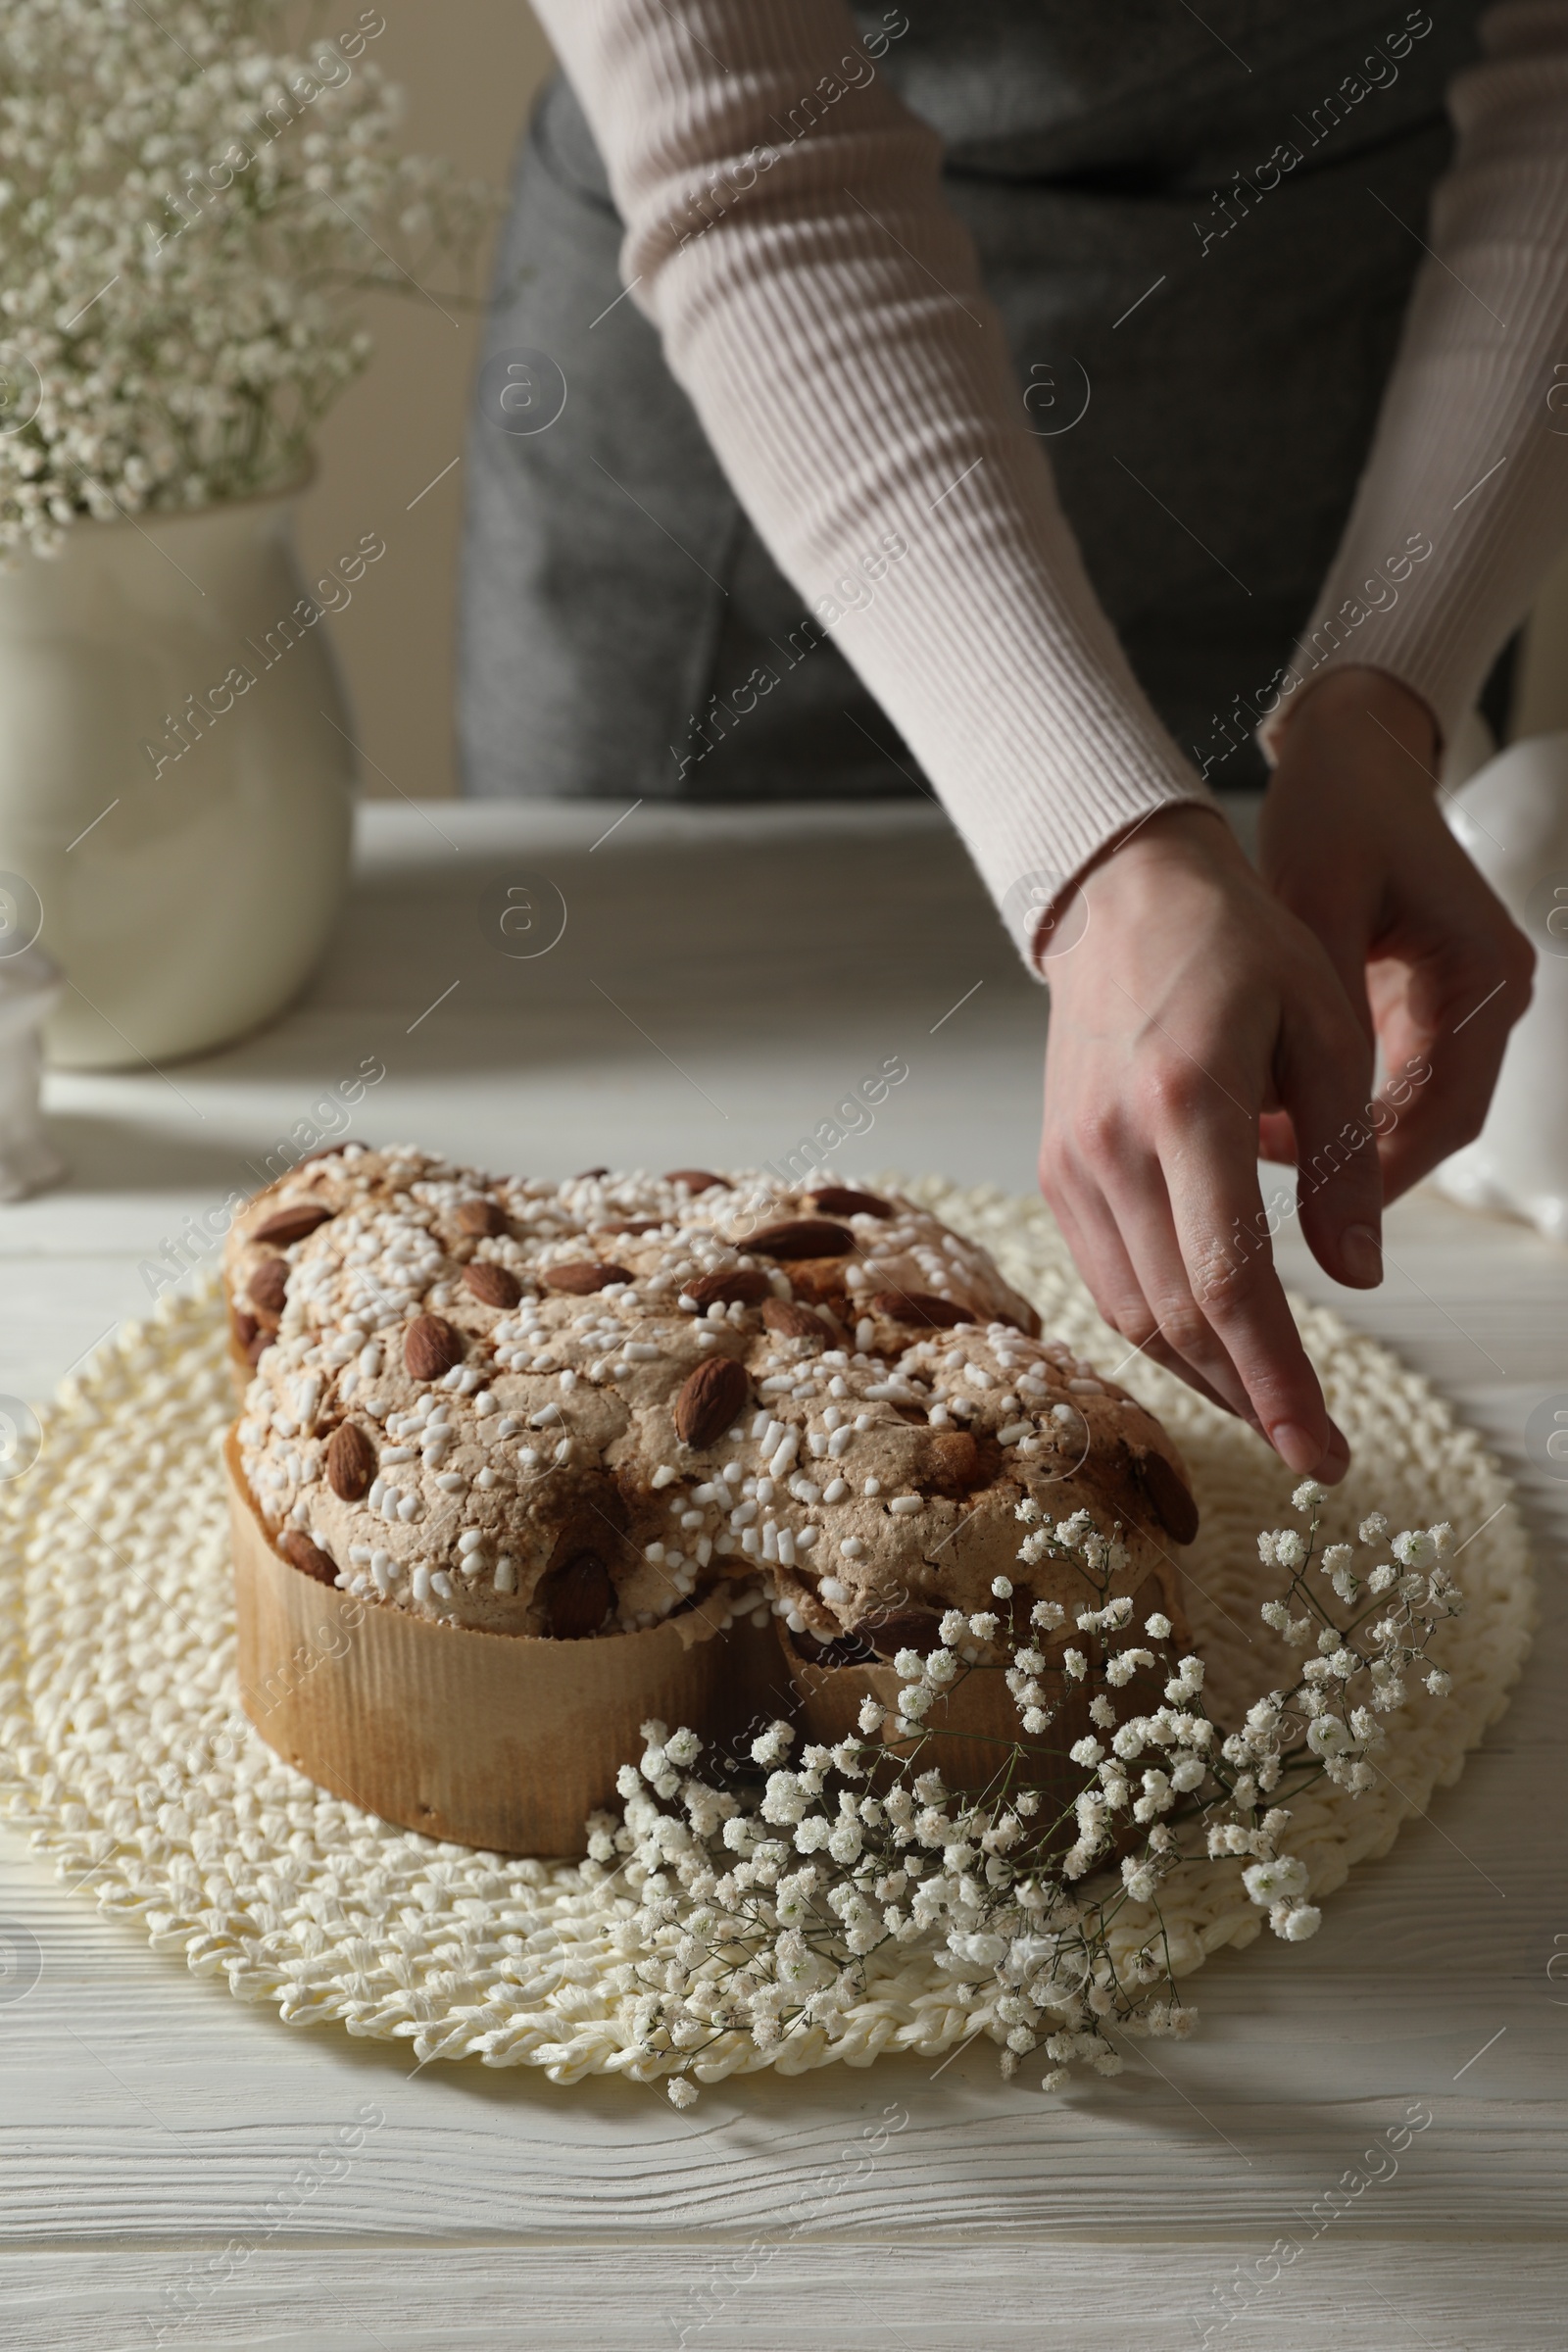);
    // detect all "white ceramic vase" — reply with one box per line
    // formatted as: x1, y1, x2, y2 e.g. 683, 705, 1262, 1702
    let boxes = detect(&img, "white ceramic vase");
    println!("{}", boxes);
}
1436, 731, 1568, 1242
0, 480, 357, 1068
